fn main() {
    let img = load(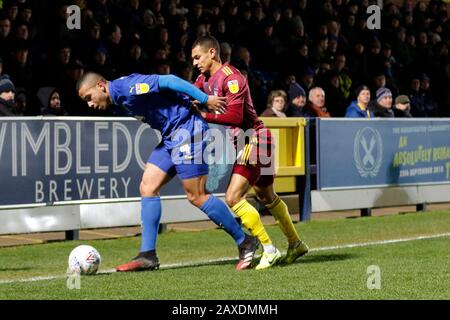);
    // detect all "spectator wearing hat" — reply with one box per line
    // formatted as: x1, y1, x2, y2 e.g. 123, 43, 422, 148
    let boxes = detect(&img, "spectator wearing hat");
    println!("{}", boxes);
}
0, 75, 21, 116
345, 85, 373, 118
37, 87, 68, 116
369, 87, 395, 117
393, 95, 412, 117
286, 82, 311, 117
